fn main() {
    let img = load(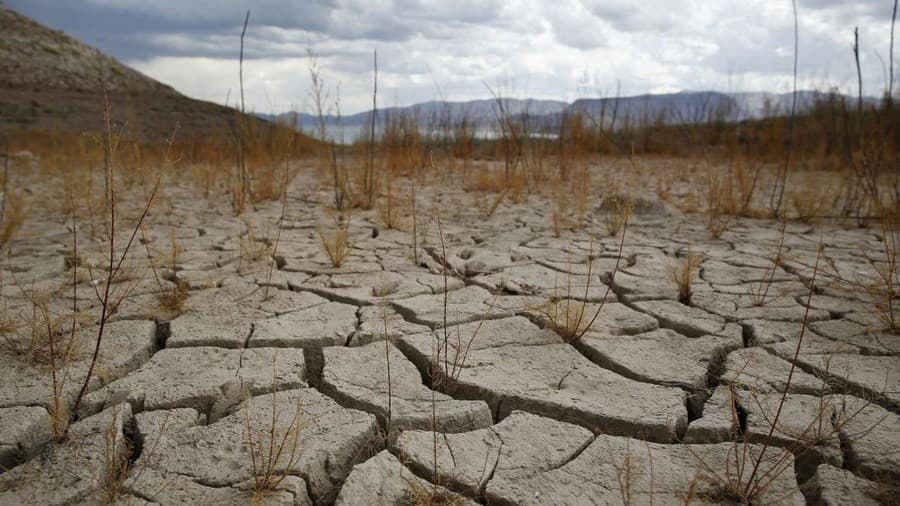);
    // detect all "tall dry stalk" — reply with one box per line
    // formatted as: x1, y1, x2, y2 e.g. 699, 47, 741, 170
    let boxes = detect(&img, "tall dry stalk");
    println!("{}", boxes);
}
263, 130, 293, 300
235, 10, 251, 214
243, 357, 305, 498
306, 48, 345, 210
0, 130, 7, 229
484, 81, 521, 184
431, 211, 447, 493
769, 0, 798, 216
411, 179, 418, 264
67, 83, 163, 432
749, 216, 787, 307
380, 302, 393, 436
891, 0, 898, 101
0, 130, 22, 250
853, 27, 863, 123
742, 242, 823, 498
367, 49, 378, 208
